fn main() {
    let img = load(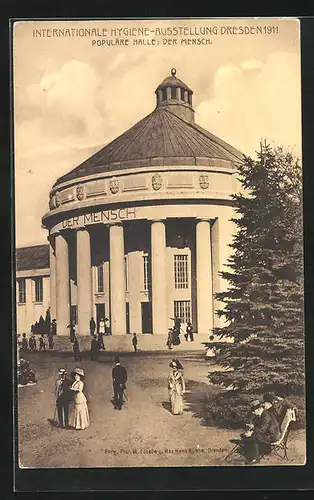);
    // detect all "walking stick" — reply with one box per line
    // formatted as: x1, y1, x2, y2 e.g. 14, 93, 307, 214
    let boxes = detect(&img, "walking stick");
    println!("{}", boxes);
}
53, 405, 57, 424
